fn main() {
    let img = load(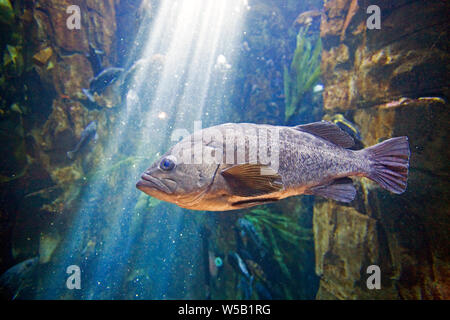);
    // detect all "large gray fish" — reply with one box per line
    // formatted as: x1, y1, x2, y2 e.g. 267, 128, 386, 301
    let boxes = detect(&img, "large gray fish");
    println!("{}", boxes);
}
67, 121, 98, 160
136, 121, 410, 211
